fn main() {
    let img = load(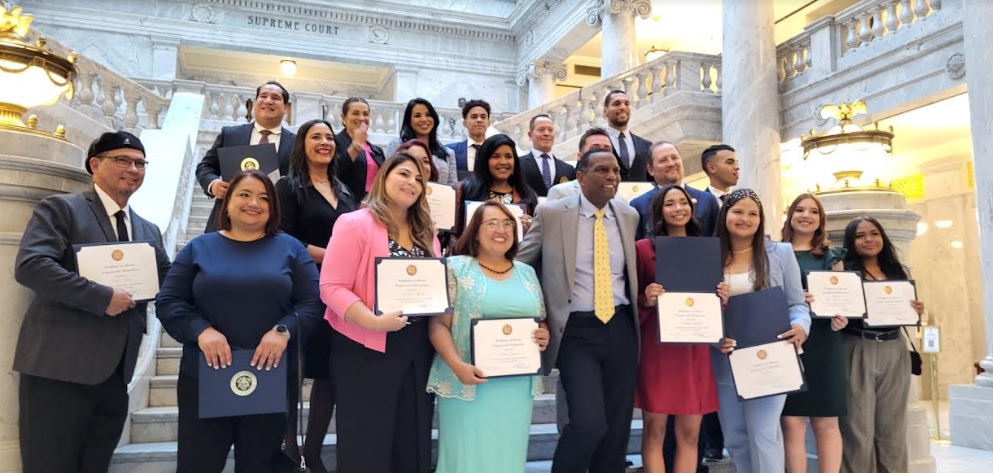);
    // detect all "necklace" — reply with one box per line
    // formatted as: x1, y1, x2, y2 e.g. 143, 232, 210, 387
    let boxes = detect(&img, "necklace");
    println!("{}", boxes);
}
732, 247, 753, 254
312, 177, 329, 184
479, 261, 514, 274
